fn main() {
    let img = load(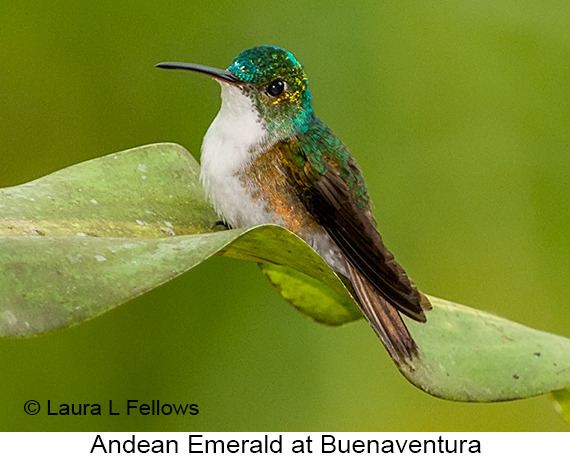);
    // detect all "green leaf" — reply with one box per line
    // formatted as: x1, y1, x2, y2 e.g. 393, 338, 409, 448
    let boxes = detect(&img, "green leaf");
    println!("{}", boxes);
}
0, 143, 360, 336
1, 142, 569, 405
403, 297, 570, 402
0, 143, 217, 238
260, 263, 362, 326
